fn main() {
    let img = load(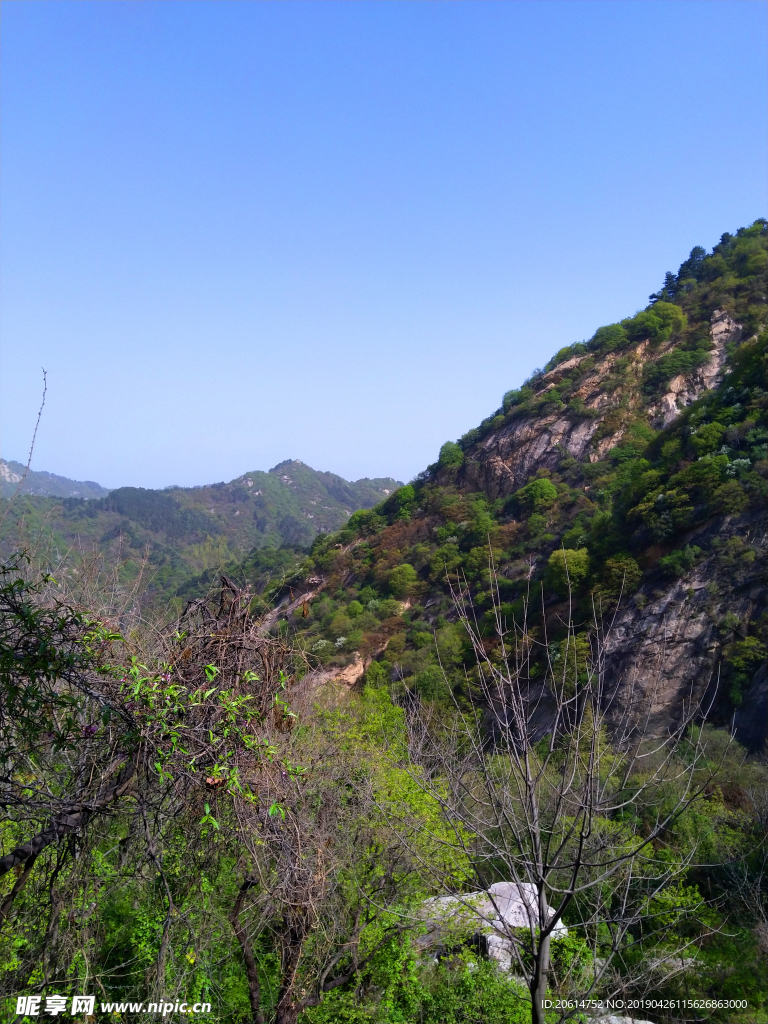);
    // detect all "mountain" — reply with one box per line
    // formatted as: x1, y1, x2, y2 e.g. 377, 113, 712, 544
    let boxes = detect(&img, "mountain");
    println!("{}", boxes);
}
0, 459, 109, 499
241, 219, 768, 749
0, 459, 402, 603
